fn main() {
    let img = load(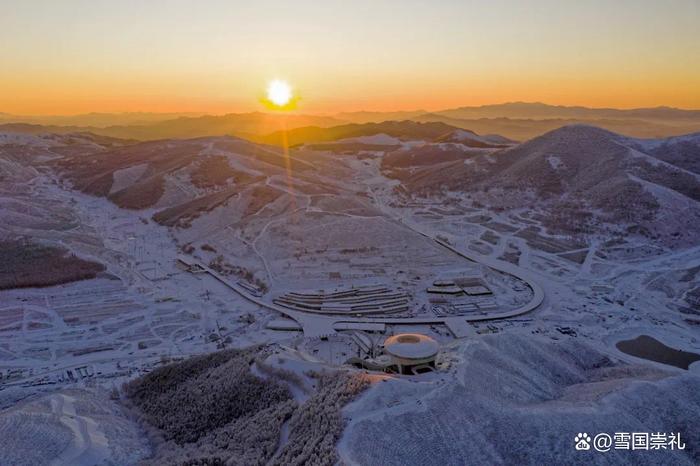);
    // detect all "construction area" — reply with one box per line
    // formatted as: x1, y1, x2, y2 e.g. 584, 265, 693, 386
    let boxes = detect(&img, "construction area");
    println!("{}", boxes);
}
273, 285, 409, 315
